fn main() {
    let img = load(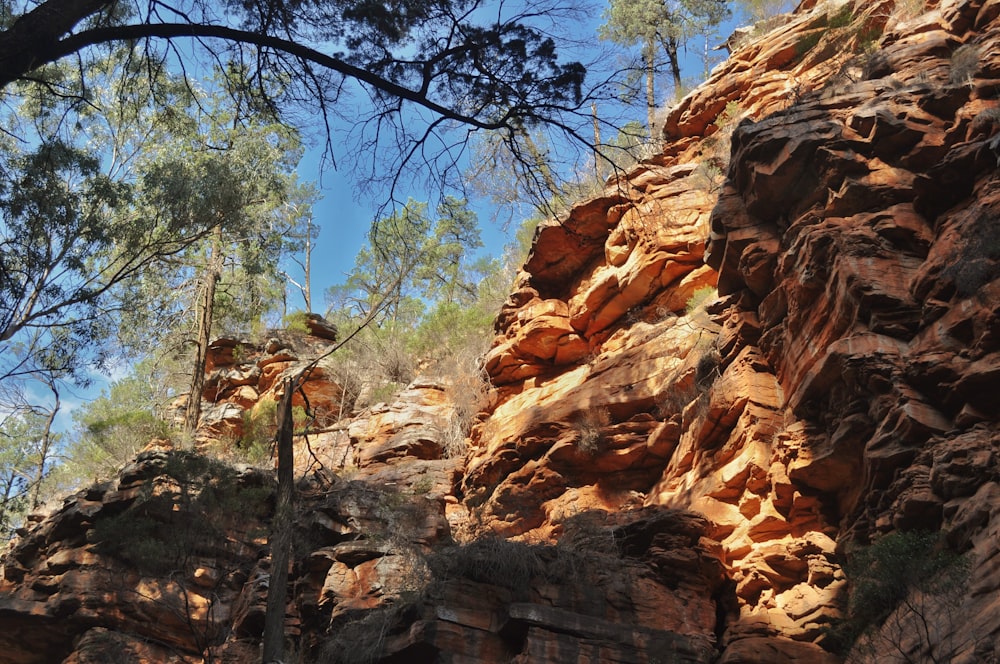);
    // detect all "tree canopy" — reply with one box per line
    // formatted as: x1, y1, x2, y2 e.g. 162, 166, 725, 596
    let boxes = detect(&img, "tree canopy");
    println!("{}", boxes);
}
599, 0, 729, 132
0, 0, 612, 206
